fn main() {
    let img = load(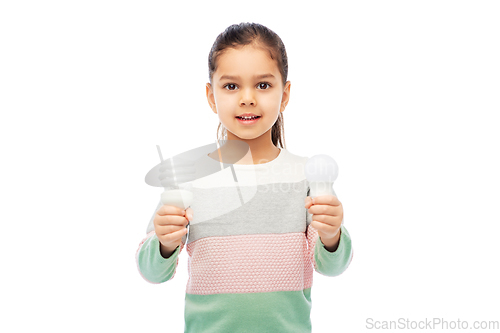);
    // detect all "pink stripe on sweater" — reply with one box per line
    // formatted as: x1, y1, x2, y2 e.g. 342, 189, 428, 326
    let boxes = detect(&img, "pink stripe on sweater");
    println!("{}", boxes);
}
185, 232, 315, 295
